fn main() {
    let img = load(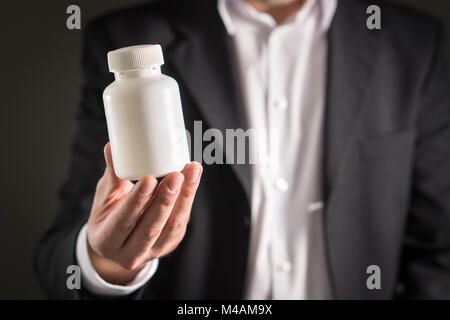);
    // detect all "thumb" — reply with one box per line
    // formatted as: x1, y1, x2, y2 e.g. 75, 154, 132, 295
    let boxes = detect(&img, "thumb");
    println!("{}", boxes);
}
90, 142, 132, 213
103, 142, 128, 187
